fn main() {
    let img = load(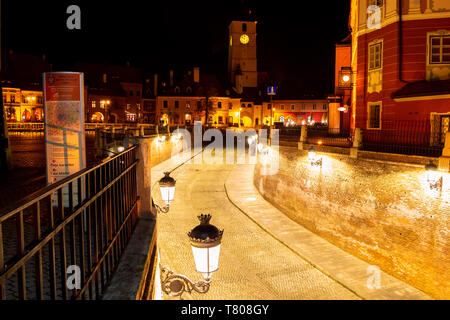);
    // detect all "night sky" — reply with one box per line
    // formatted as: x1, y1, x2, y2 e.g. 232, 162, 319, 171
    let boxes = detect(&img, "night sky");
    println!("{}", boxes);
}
3, 0, 350, 93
